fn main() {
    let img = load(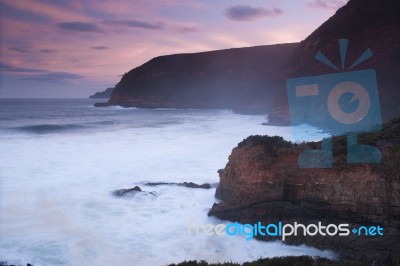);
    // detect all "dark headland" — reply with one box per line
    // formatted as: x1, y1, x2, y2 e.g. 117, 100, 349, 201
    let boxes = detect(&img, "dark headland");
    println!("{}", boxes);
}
94, 43, 299, 115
